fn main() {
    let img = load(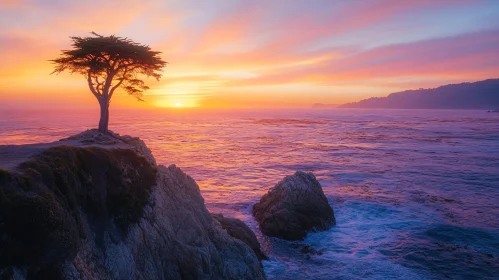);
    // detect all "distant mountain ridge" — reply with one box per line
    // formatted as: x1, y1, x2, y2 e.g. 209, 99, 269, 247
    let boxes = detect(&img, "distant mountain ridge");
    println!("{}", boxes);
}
340, 79, 499, 109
